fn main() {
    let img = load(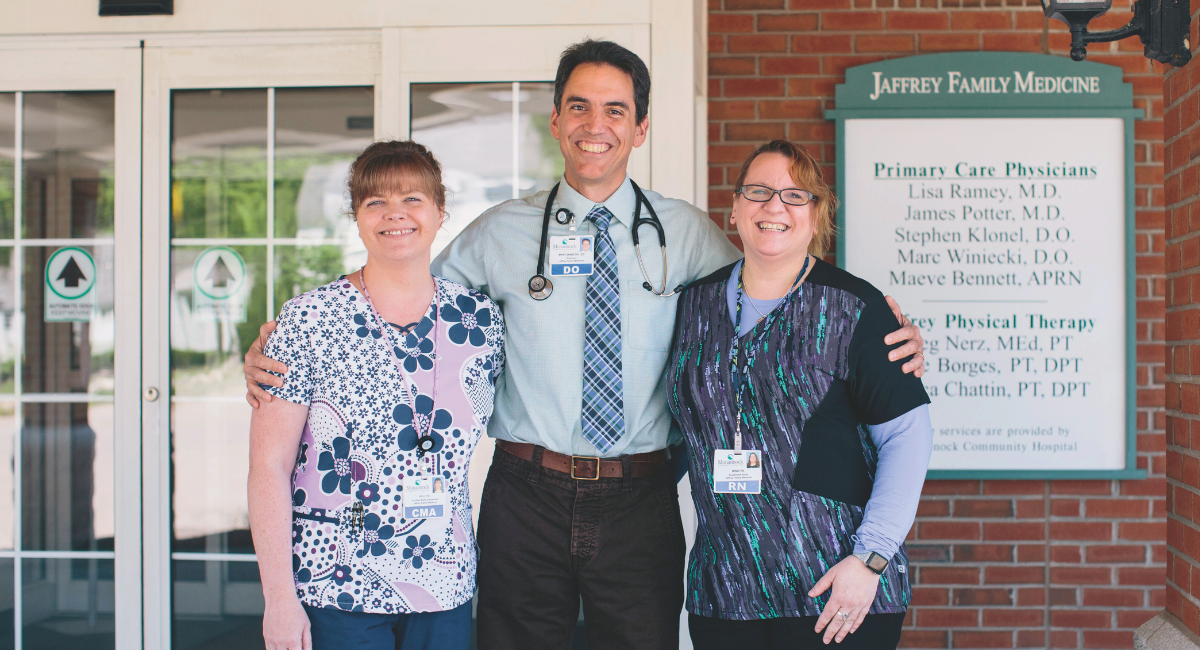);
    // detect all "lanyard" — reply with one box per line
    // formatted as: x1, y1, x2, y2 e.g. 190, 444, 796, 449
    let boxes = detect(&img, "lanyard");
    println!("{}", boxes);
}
729, 256, 810, 451
358, 268, 440, 452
